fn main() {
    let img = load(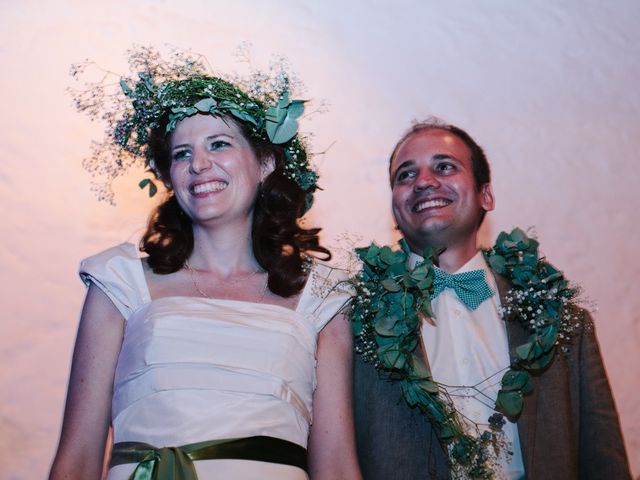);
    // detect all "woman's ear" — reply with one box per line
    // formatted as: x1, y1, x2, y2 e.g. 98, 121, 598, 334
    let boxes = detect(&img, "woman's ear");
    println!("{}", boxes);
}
260, 154, 276, 180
